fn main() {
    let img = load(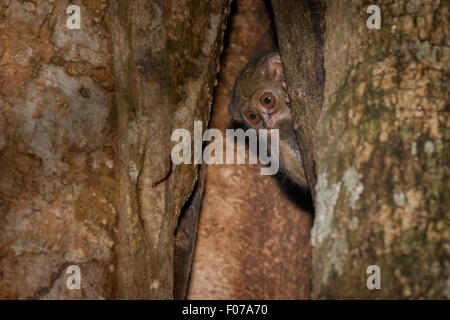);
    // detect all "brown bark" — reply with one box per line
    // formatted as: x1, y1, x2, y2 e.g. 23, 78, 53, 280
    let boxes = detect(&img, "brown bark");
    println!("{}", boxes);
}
0, 0, 116, 299
108, 0, 230, 299
271, 0, 326, 198
187, 0, 313, 299
312, 0, 449, 298
3, 0, 446, 301
0, 0, 230, 299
